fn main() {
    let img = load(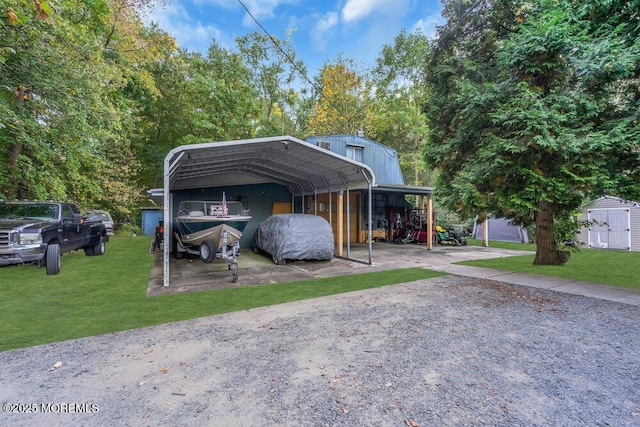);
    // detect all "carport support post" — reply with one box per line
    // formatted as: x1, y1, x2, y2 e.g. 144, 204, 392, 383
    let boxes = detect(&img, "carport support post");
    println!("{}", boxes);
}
329, 191, 332, 229
163, 156, 171, 287
367, 183, 372, 263
336, 190, 344, 256
346, 188, 350, 259
426, 194, 433, 250
482, 216, 489, 247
